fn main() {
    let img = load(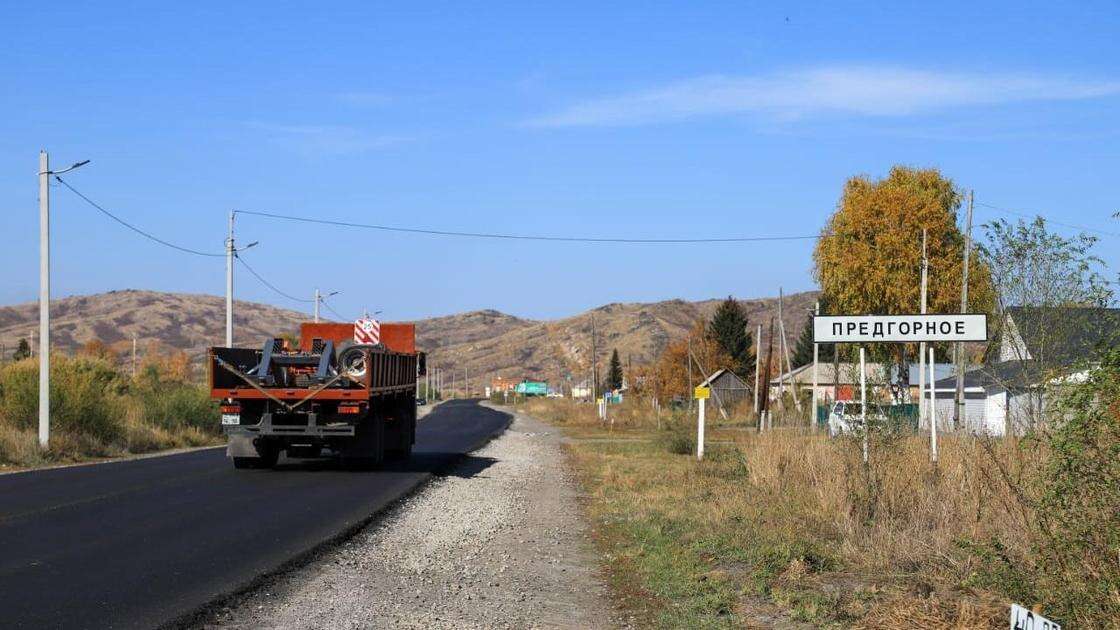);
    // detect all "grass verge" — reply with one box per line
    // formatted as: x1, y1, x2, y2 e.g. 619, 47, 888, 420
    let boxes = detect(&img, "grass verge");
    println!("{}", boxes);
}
510, 393, 1116, 629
